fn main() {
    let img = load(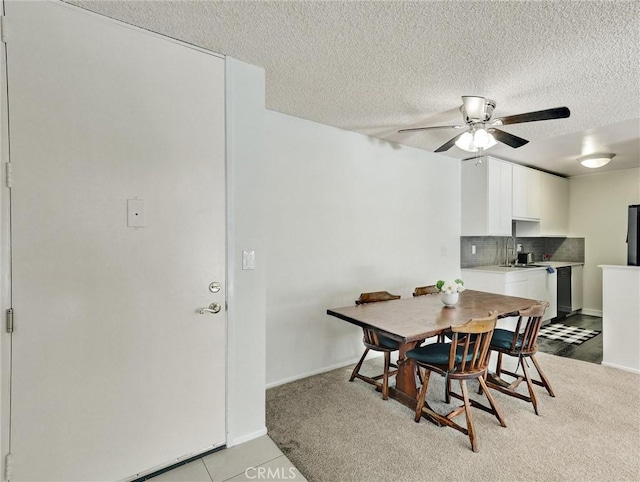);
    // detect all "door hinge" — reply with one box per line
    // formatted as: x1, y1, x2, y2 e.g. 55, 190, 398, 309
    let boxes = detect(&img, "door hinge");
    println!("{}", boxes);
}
6, 308, 13, 333
0, 16, 7, 44
4, 452, 12, 480
5, 162, 12, 188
